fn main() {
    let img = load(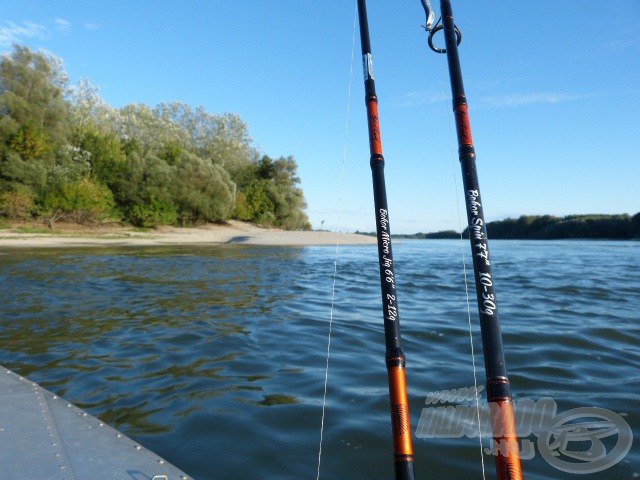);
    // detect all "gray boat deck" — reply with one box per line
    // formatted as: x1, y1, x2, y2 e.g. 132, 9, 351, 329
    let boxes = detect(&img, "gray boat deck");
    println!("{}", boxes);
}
0, 367, 191, 480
